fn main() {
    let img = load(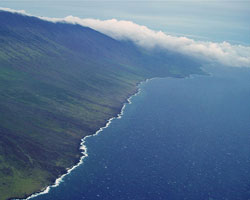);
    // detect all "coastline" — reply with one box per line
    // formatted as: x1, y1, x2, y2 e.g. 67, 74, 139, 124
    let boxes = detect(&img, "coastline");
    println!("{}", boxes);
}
12, 70, 205, 200
13, 72, 201, 200
14, 79, 149, 200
